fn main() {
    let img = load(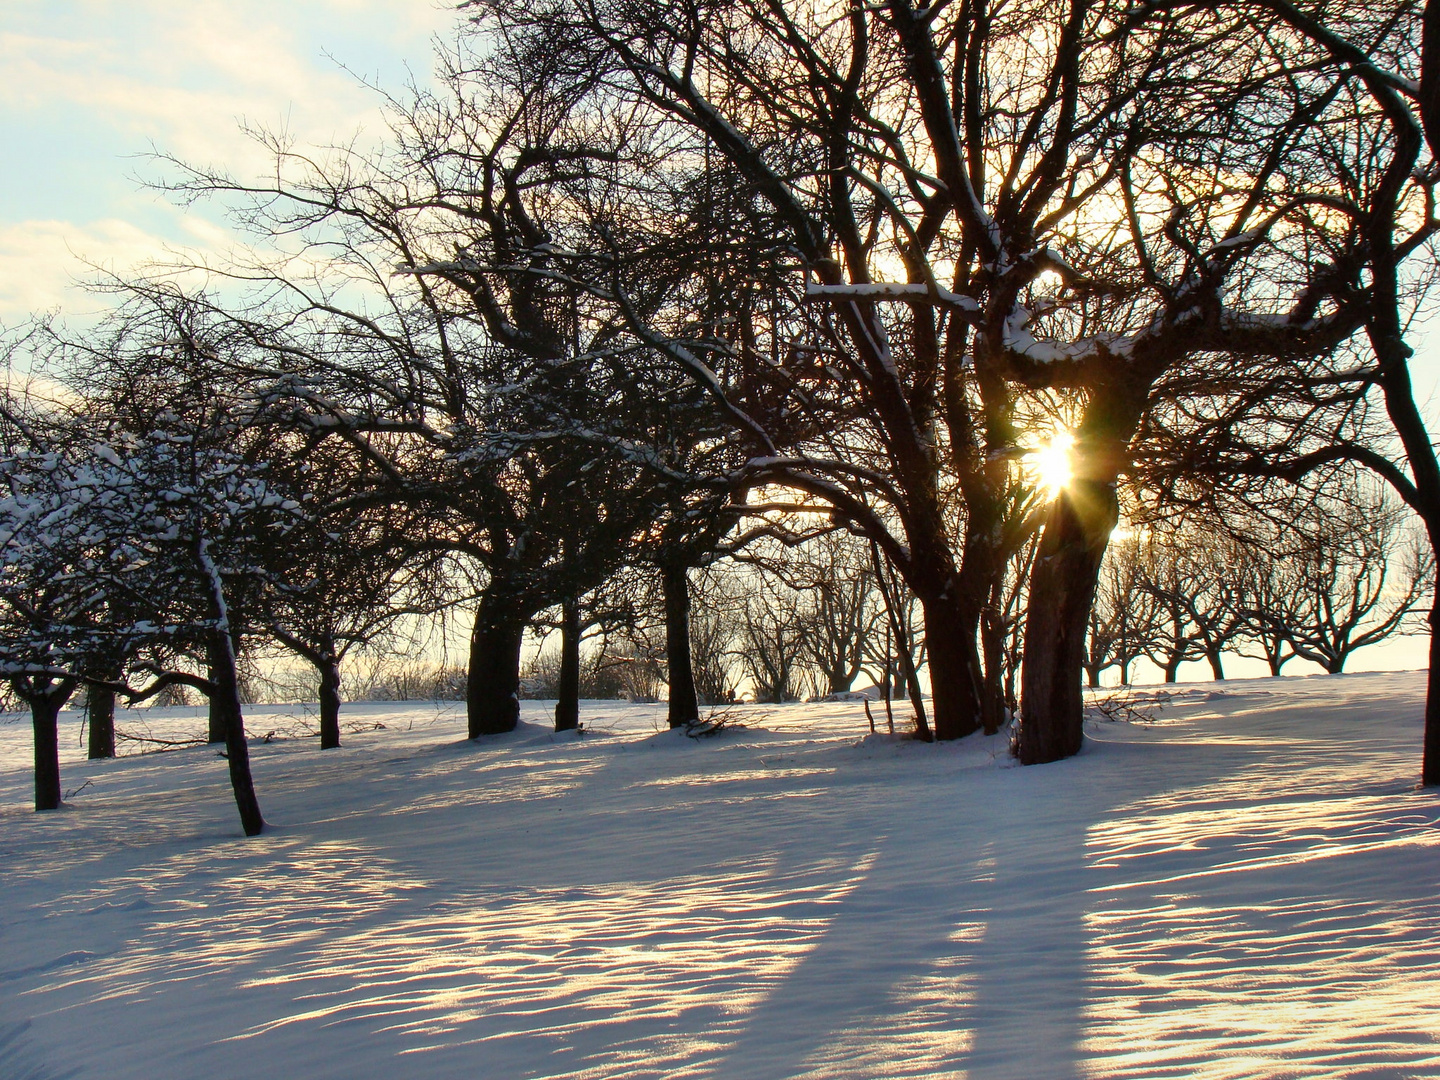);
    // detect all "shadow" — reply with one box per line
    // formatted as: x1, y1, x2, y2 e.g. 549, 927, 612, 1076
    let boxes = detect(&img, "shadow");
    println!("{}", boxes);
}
0, 1022, 81, 1080
4, 683, 1436, 1079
